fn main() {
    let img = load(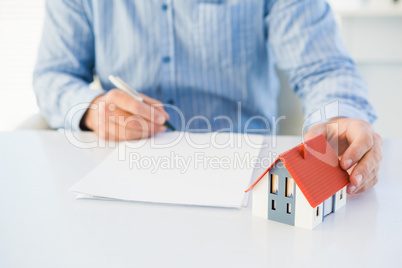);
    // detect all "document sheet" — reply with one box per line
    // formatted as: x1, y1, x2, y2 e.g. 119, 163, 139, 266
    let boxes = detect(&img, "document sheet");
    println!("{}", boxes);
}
70, 132, 264, 208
